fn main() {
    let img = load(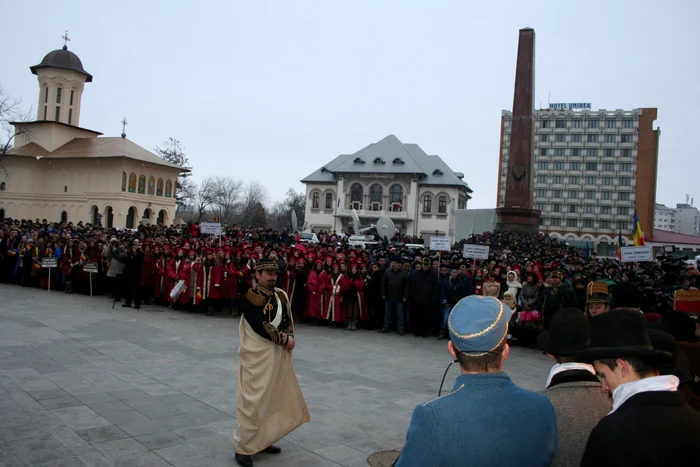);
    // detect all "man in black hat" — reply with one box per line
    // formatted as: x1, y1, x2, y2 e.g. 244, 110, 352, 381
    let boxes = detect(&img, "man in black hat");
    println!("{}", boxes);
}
538, 309, 611, 467
576, 309, 700, 466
